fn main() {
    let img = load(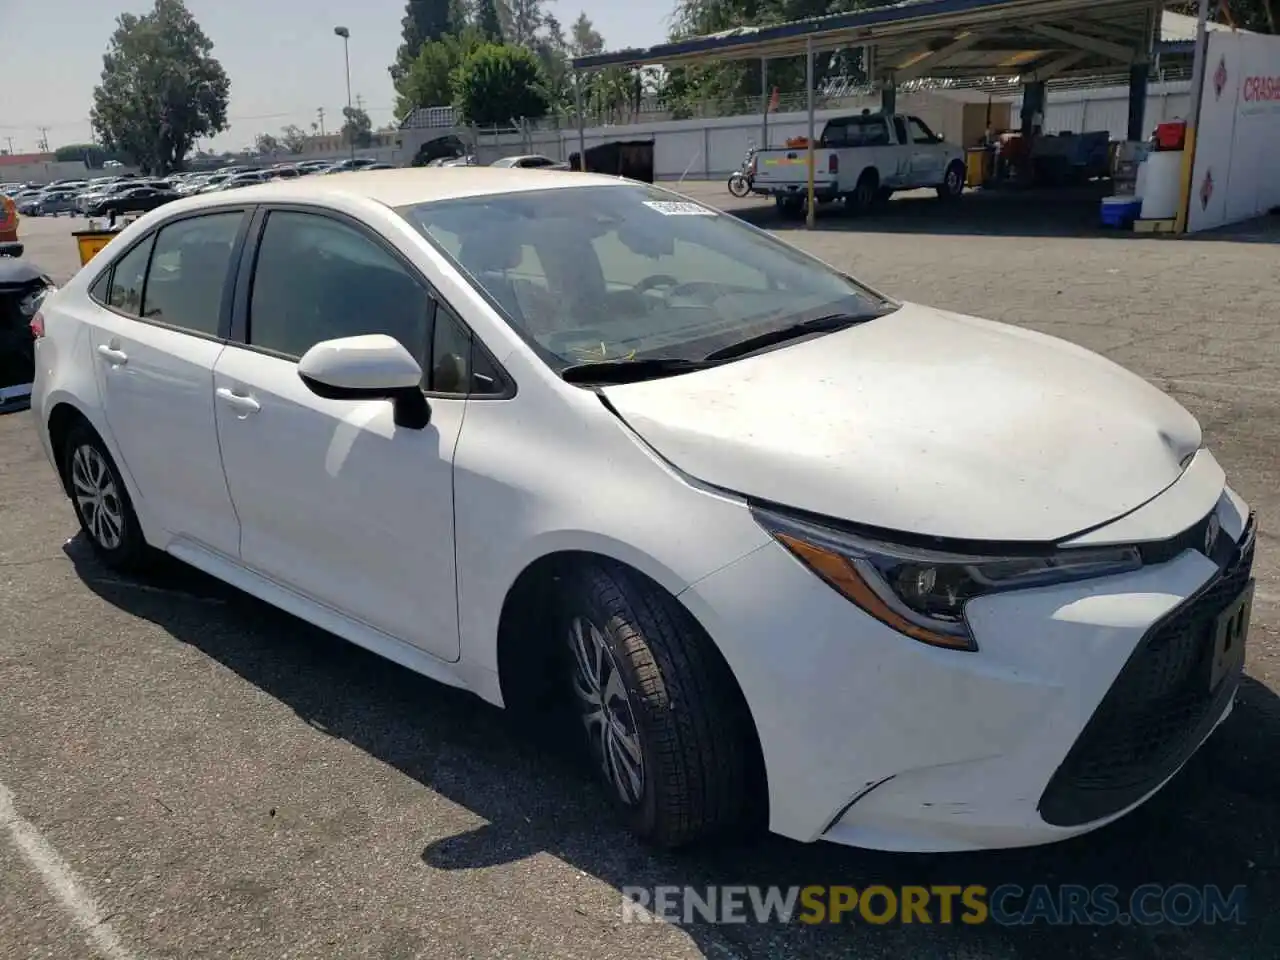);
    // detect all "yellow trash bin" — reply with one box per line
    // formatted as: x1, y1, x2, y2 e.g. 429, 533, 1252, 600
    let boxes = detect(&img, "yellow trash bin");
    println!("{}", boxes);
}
73, 230, 116, 266
965, 147, 991, 188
